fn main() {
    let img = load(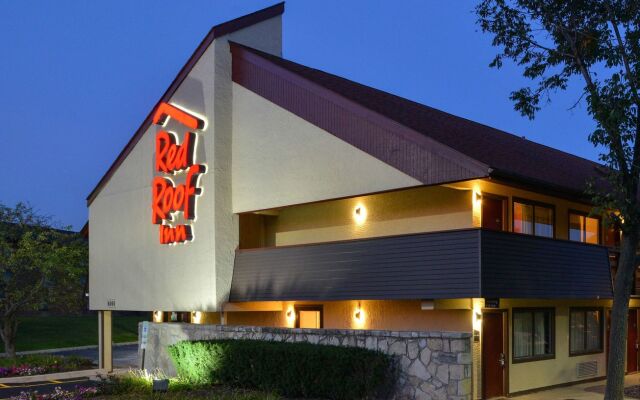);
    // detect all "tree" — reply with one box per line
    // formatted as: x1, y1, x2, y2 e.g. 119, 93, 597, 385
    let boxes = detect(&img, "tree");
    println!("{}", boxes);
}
476, 1, 639, 398
0, 202, 87, 357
